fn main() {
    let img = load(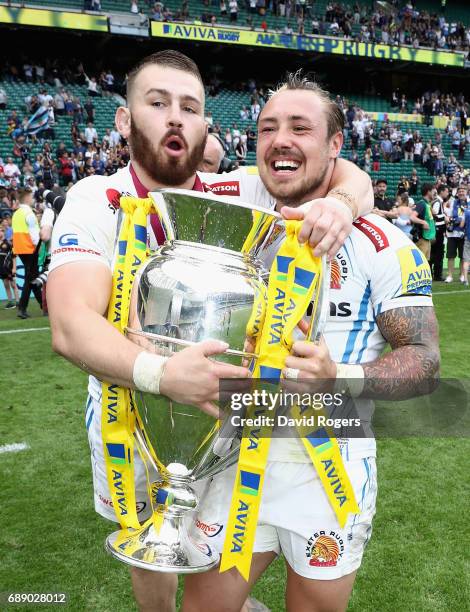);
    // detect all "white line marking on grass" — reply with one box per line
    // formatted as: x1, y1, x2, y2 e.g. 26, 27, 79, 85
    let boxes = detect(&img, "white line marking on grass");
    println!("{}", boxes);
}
0, 327, 50, 335
433, 289, 470, 296
0, 442, 30, 454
